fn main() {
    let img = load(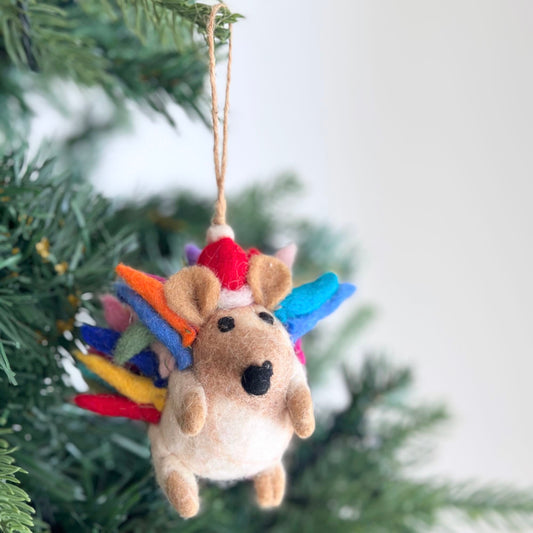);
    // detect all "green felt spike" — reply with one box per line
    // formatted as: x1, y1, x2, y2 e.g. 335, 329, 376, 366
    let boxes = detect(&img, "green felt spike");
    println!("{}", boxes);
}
113, 322, 156, 366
